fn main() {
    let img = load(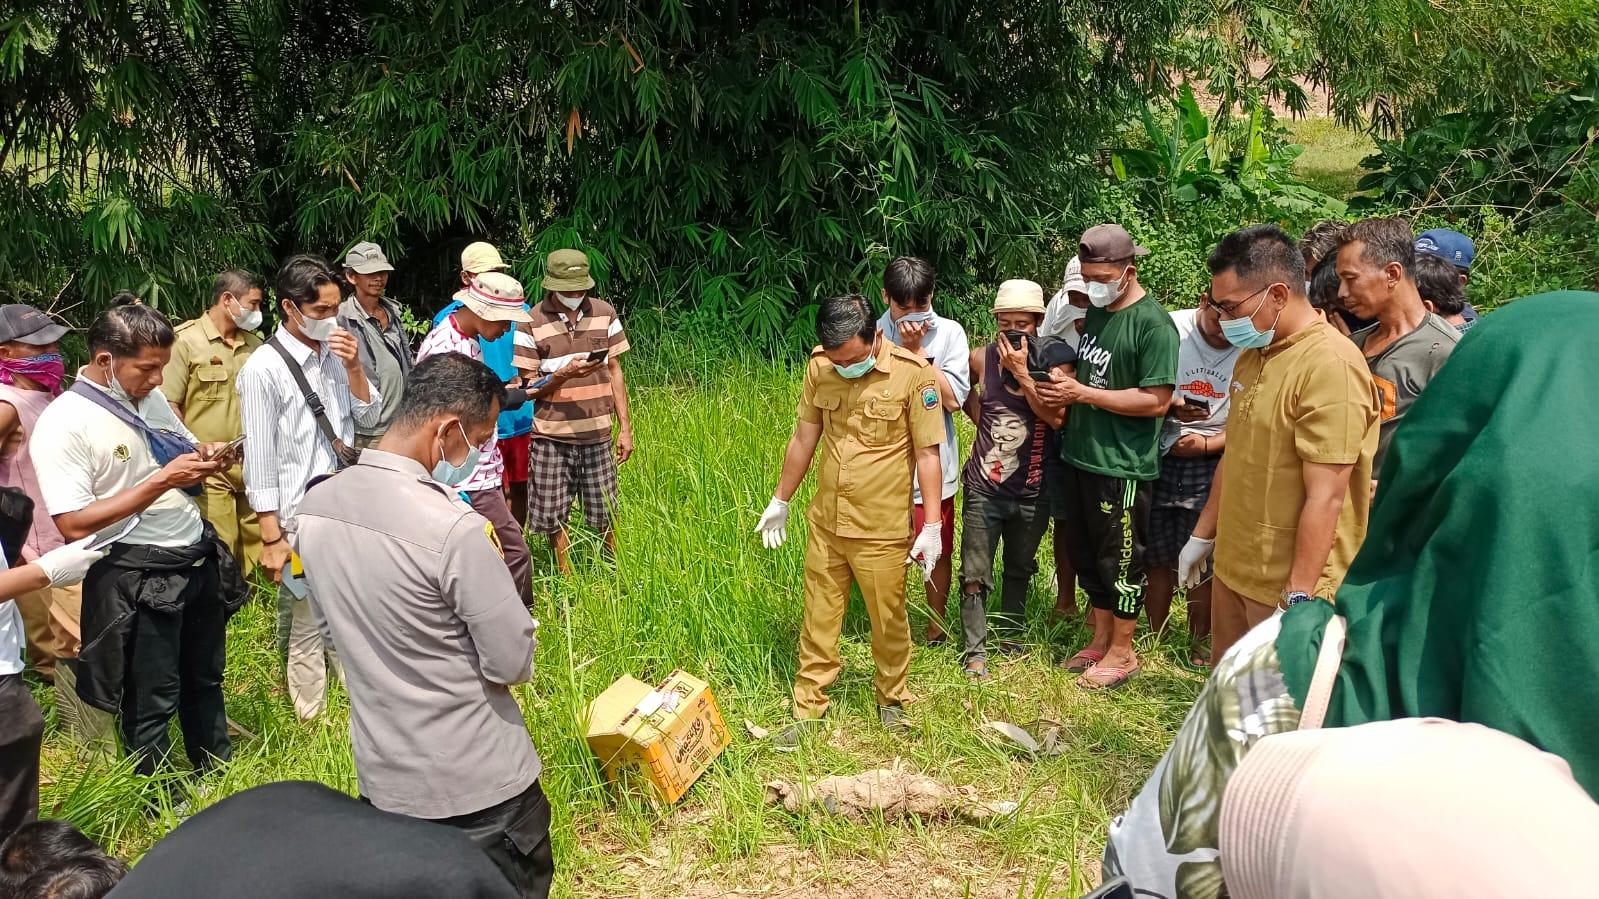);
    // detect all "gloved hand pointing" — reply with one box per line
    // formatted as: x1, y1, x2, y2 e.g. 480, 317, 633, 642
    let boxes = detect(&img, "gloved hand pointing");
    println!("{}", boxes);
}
36, 536, 108, 587
907, 521, 943, 581
1176, 535, 1216, 589
755, 498, 790, 549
